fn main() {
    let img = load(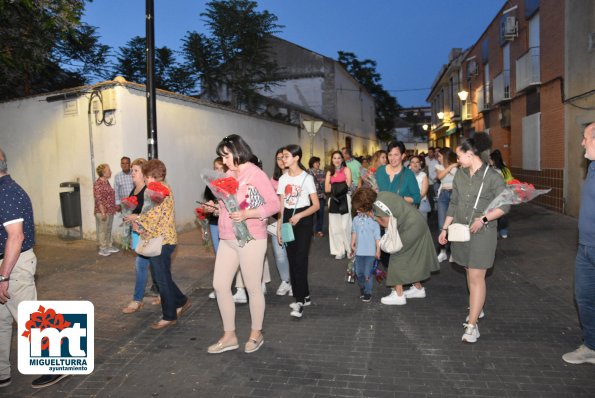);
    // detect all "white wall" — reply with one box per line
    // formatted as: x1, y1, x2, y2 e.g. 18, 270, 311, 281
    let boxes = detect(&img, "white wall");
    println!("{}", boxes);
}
264, 77, 325, 115
0, 84, 301, 240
